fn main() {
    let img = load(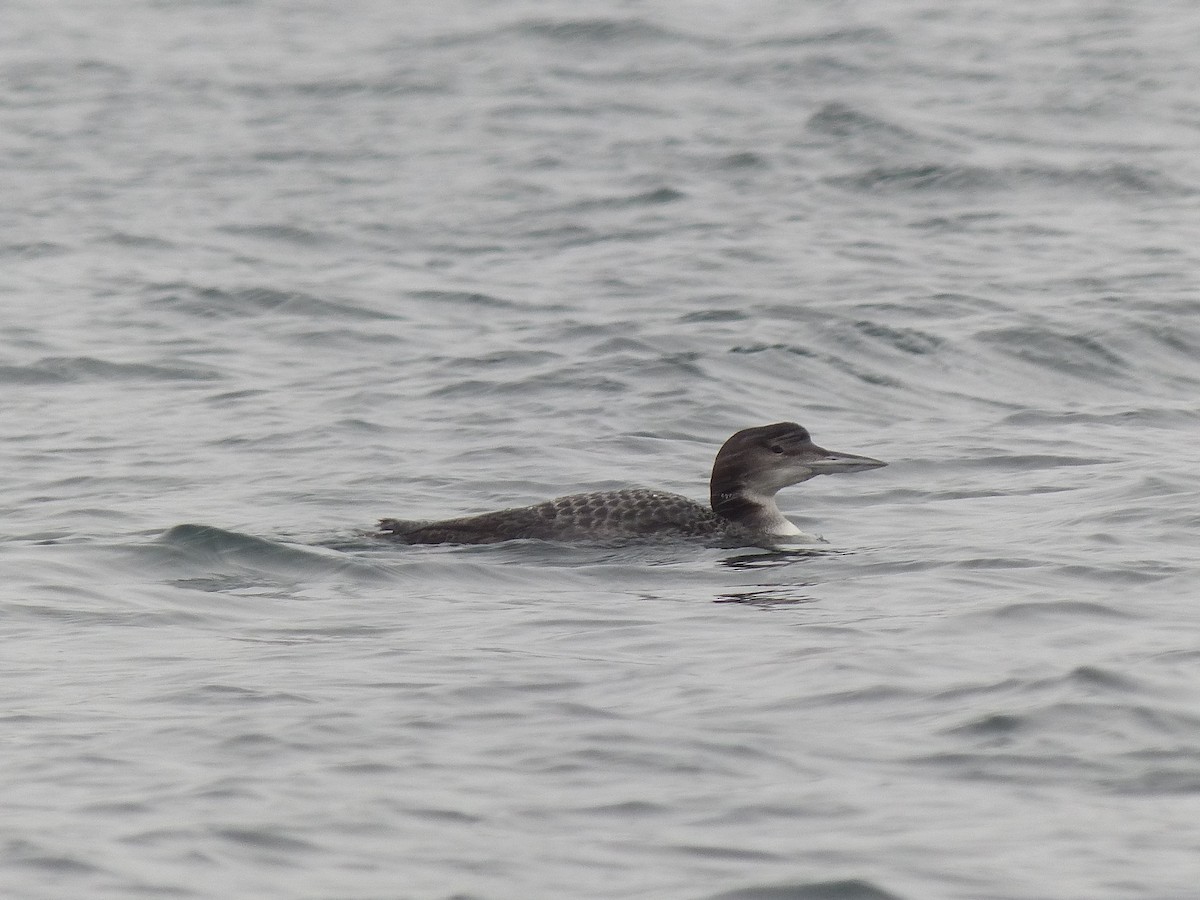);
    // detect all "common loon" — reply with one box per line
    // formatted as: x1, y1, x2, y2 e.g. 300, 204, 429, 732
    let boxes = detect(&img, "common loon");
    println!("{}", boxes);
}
376, 422, 885, 547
